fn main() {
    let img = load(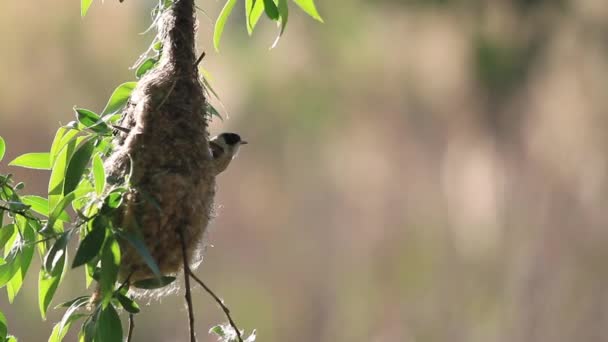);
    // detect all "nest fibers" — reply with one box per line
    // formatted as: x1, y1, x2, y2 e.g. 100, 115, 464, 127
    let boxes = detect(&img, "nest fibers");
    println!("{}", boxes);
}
104, 0, 215, 289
